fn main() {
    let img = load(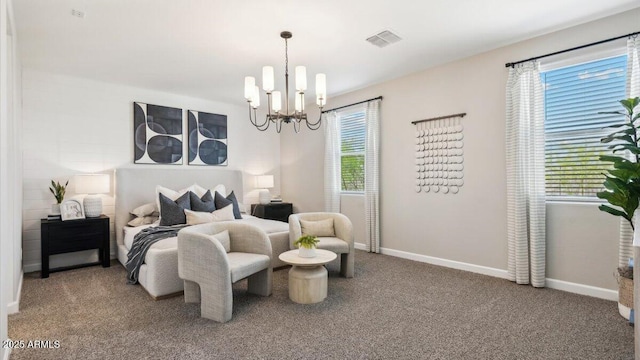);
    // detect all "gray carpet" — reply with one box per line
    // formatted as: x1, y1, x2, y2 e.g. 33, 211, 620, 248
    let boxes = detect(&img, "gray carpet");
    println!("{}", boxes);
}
9, 250, 633, 359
